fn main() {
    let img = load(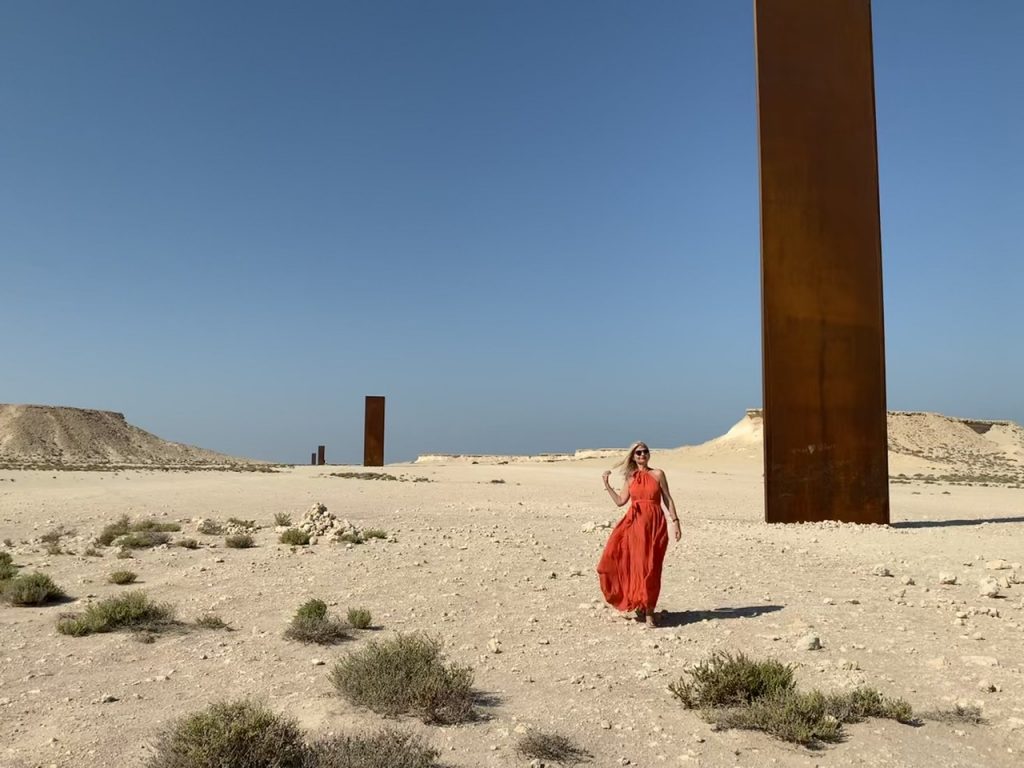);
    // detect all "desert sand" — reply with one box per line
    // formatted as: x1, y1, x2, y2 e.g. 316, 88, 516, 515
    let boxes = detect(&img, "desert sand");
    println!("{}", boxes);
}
1, 411, 1023, 768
